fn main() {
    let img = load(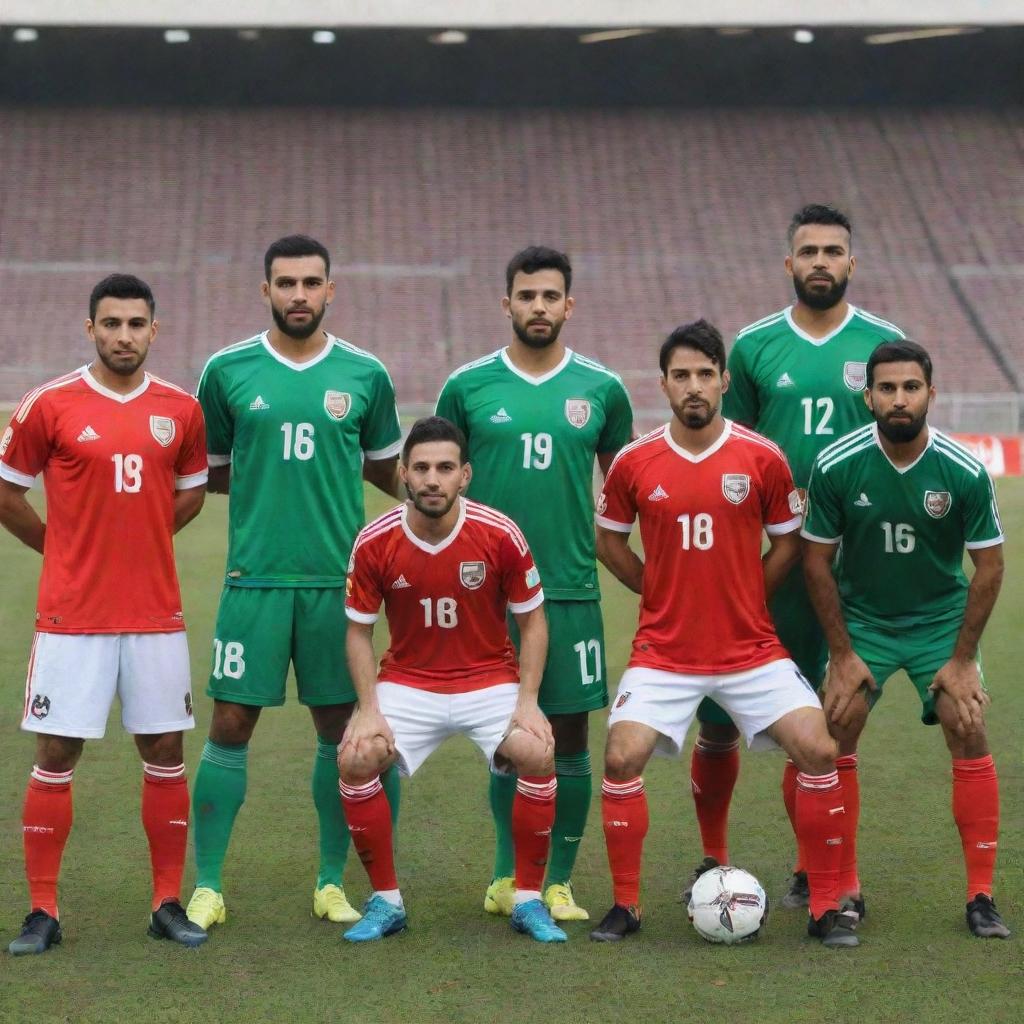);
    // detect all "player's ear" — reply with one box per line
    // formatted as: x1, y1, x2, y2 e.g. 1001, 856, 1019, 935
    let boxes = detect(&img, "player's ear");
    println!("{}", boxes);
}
848, 254, 856, 278
461, 462, 473, 491
863, 387, 873, 412
150, 318, 159, 341
85, 319, 96, 342
500, 295, 512, 318
564, 295, 575, 319
784, 253, 795, 278
325, 278, 336, 305
721, 367, 730, 394
260, 280, 271, 302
